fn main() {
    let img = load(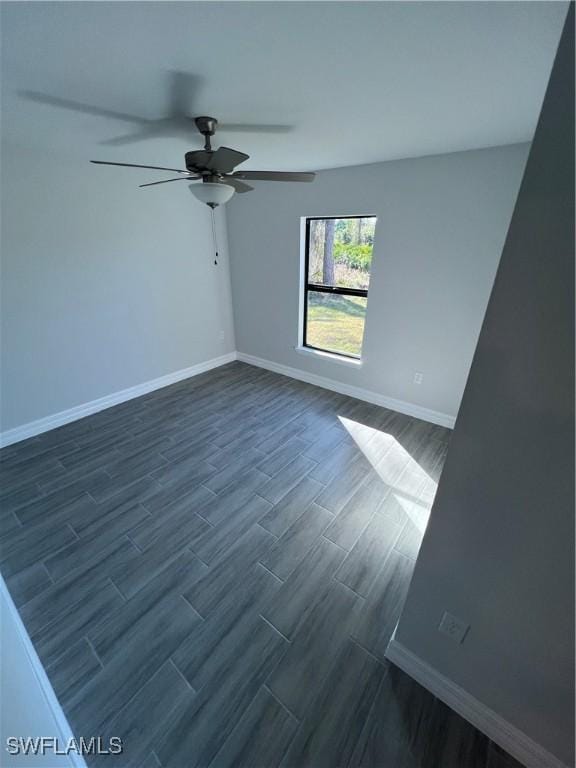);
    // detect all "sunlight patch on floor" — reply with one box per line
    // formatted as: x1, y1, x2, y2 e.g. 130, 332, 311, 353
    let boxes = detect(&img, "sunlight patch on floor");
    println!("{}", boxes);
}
338, 416, 438, 533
